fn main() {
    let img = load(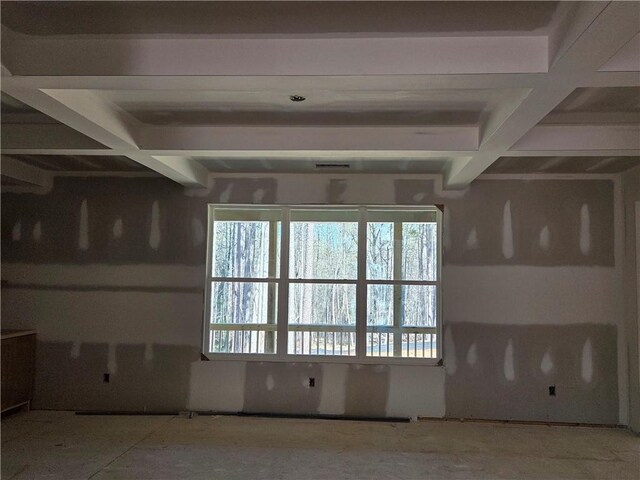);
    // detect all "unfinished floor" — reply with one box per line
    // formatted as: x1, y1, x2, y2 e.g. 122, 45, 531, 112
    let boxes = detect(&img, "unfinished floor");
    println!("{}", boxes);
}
1, 411, 638, 480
